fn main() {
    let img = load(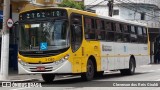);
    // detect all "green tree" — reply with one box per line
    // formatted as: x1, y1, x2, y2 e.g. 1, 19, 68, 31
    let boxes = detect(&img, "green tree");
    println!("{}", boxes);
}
58, 0, 85, 10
